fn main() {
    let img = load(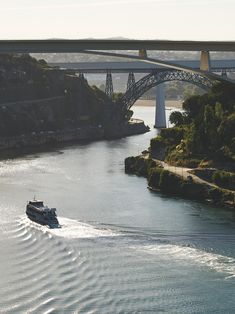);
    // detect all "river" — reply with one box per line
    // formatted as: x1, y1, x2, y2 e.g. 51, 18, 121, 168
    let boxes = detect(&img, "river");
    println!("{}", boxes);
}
0, 106, 234, 313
